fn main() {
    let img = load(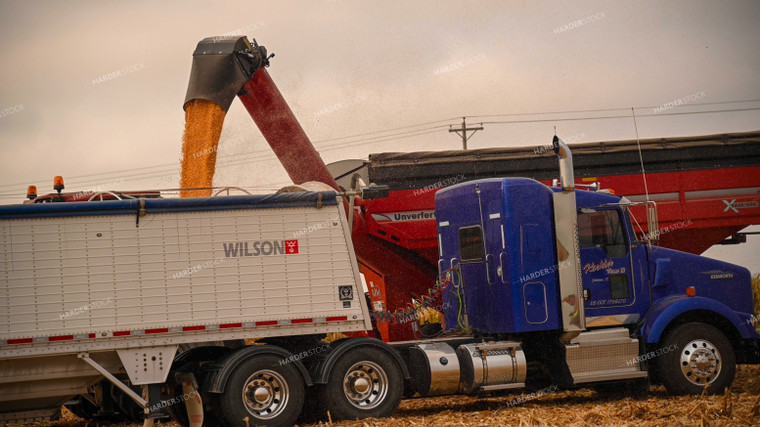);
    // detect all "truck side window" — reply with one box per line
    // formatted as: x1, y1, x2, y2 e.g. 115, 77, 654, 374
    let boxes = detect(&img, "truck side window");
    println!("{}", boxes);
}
577, 210, 627, 258
459, 226, 485, 262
